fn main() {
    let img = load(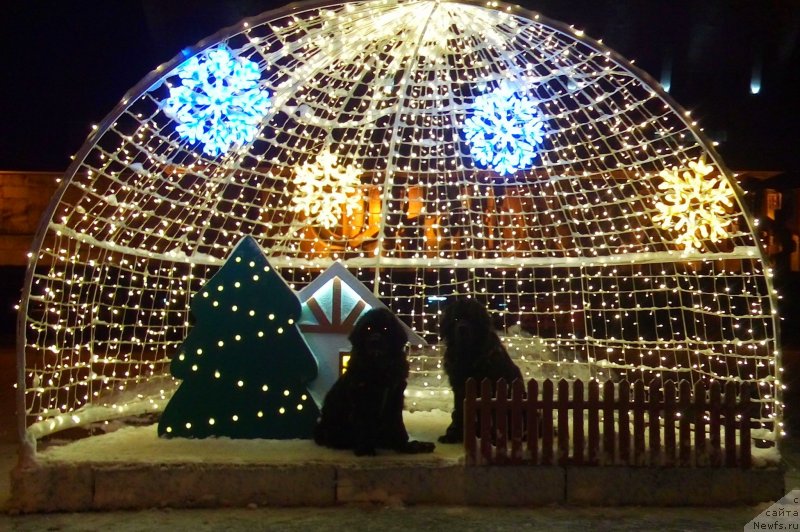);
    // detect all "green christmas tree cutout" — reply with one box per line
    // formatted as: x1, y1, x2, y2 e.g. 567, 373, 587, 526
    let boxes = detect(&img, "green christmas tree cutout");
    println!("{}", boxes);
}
158, 236, 320, 439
